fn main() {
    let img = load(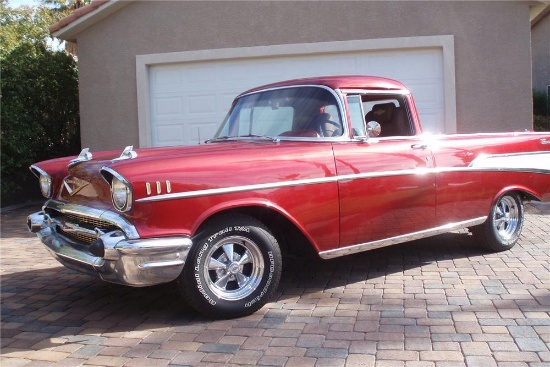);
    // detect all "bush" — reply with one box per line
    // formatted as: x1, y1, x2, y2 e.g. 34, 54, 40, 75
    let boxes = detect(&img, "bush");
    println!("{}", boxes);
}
533, 89, 548, 117
533, 90, 549, 132
1, 42, 80, 206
